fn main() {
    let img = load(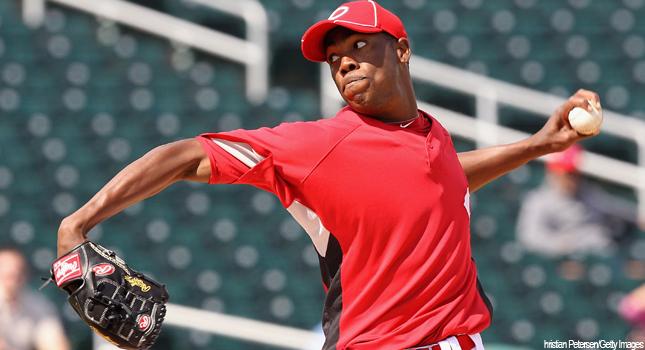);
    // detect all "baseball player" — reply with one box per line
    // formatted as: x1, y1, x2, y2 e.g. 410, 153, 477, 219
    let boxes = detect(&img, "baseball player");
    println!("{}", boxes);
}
56, 1, 600, 349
